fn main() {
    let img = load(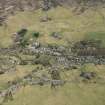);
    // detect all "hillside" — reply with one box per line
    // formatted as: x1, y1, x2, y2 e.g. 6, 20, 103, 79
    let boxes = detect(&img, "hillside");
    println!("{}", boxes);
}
0, 1, 105, 105
0, 5, 105, 47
